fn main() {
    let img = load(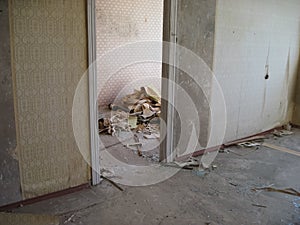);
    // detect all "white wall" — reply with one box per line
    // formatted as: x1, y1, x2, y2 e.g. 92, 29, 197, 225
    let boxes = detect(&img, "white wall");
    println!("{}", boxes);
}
213, 0, 300, 142
95, 0, 163, 107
